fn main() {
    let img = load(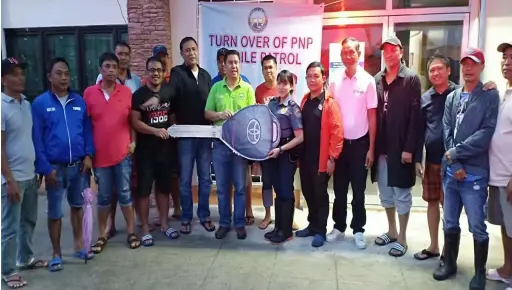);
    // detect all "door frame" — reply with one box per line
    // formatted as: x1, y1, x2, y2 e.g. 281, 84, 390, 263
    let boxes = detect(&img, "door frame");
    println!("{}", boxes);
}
323, 16, 389, 47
